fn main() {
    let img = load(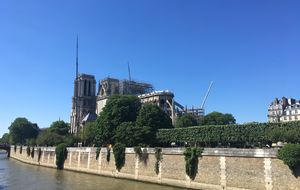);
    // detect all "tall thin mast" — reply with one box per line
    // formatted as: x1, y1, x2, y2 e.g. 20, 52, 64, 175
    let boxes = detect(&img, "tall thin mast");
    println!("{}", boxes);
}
128, 62, 131, 81
75, 36, 80, 134
76, 36, 79, 79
